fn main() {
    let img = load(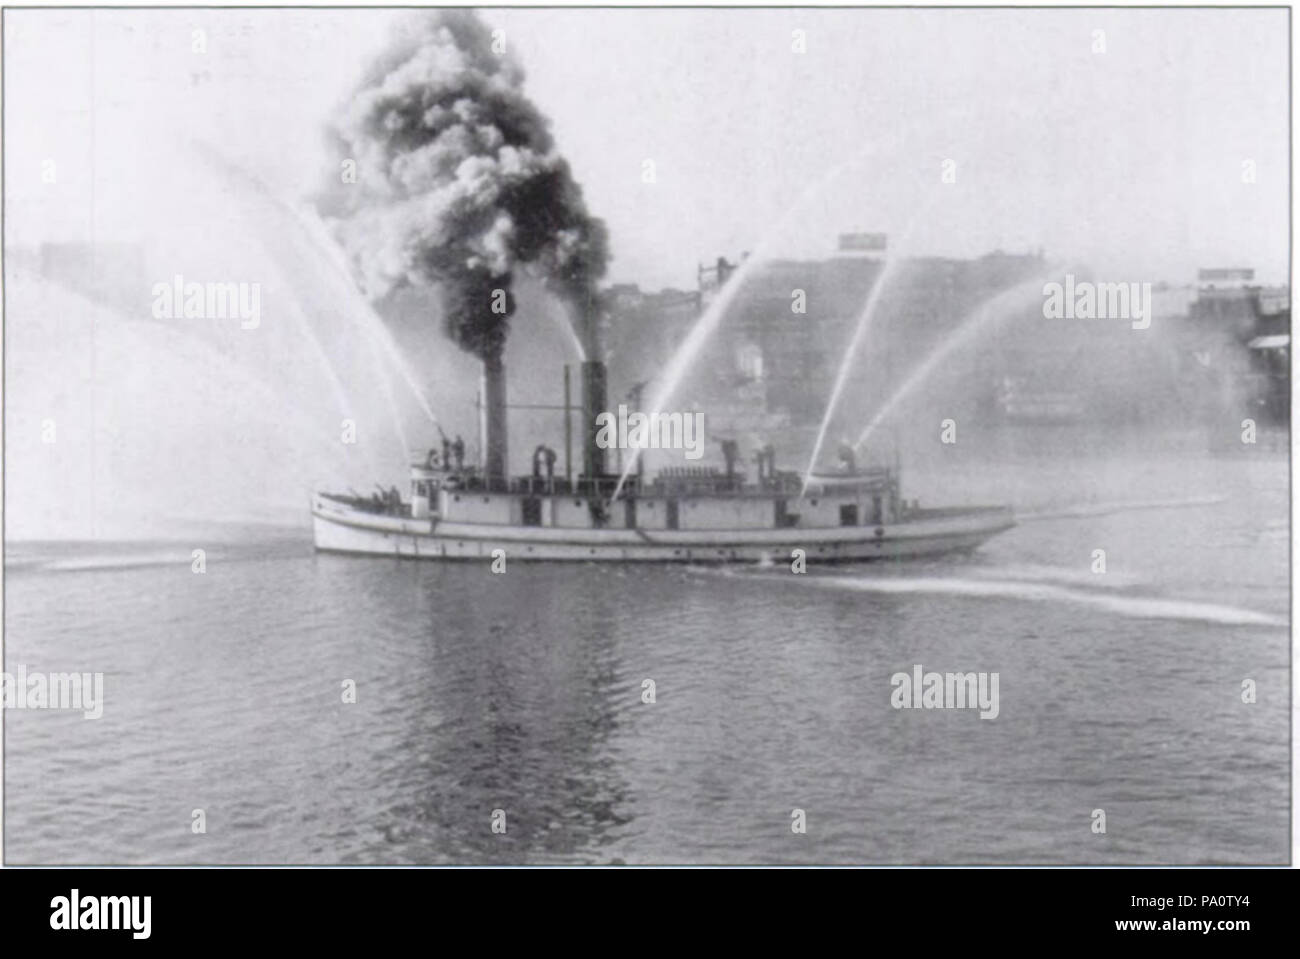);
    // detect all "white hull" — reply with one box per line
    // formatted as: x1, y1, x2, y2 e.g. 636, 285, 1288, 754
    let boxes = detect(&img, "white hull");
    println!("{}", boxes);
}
311, 494, 1014, 563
